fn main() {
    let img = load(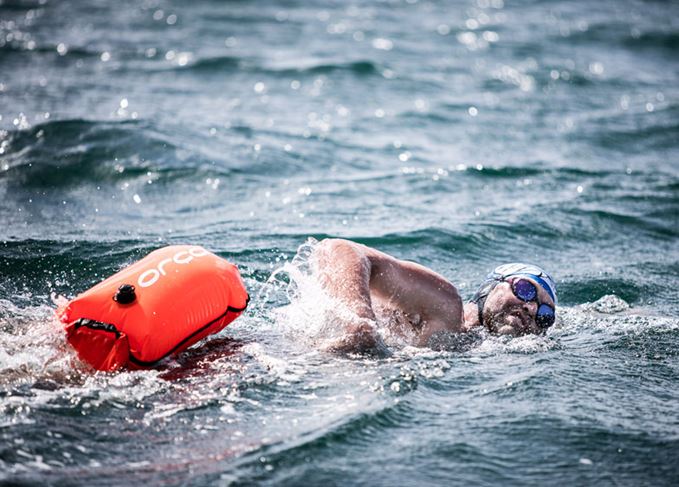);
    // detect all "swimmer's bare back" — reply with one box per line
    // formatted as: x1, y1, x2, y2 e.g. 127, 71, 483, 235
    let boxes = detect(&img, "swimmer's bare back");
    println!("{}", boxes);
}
312, 239, 466, 353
